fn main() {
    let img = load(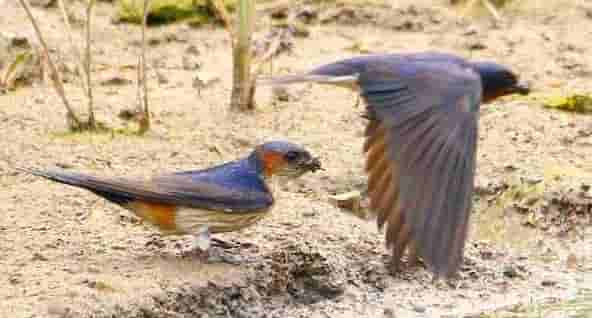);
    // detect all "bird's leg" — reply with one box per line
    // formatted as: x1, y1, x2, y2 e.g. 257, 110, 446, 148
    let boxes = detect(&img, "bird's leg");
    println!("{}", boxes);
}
193, 225, 212, 251
179, 225, 211, 261
180, 226, 245, 265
